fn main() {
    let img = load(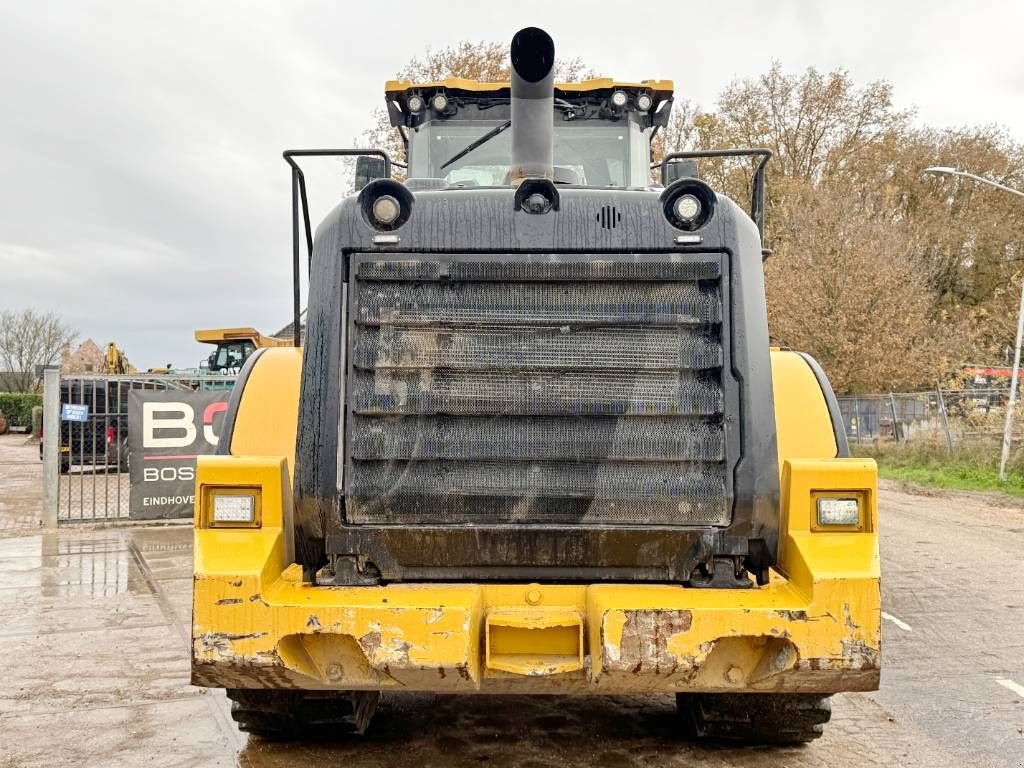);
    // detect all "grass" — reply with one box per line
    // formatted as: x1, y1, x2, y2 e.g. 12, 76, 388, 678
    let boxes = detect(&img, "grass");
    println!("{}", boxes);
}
854, 440, 1024, 498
